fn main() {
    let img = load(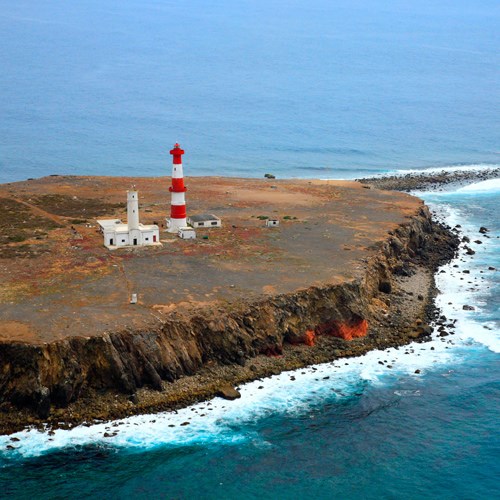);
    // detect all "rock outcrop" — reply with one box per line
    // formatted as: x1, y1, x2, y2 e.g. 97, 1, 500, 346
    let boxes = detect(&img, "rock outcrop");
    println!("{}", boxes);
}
357, 167, 500, 192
